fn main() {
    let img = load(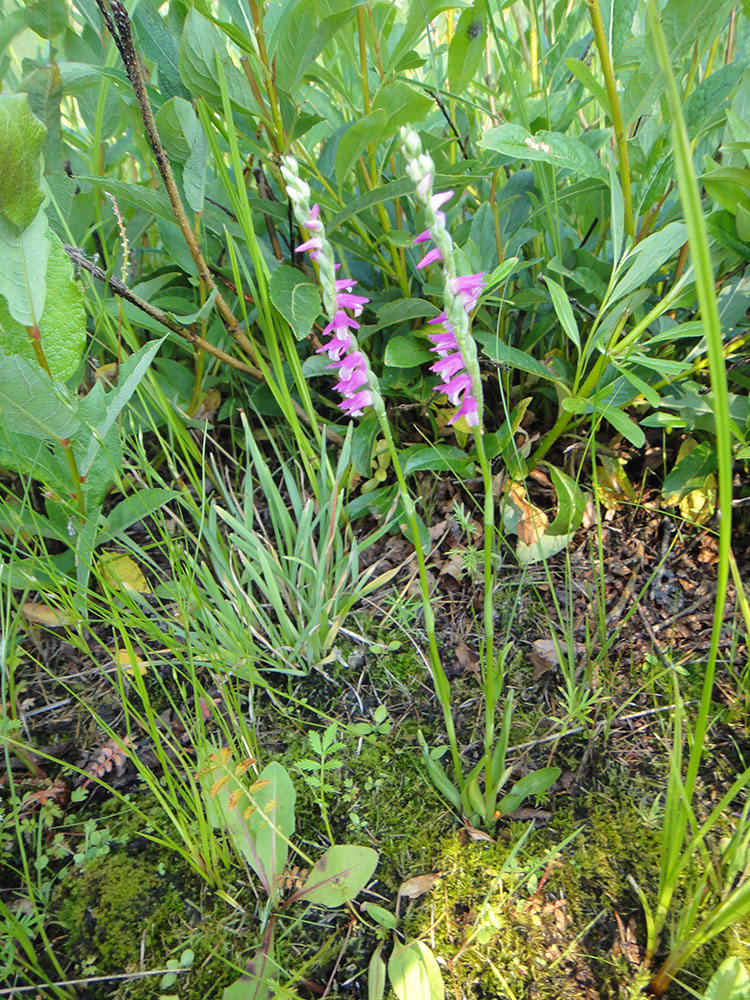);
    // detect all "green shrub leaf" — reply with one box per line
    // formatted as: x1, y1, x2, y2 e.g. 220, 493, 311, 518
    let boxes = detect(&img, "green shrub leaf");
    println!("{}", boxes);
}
0, 94, 46, 231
